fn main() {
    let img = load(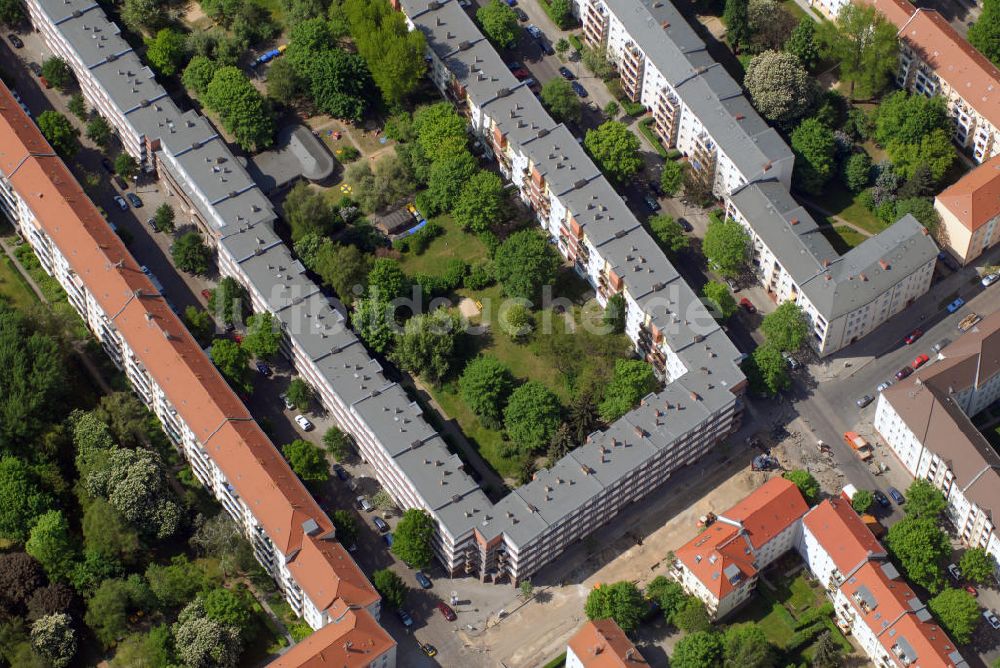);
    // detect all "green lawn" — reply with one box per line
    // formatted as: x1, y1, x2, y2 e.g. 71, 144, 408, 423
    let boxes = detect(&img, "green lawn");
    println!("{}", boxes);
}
397, 215, 489, 276
818, 224, 868, 253
0, 250, 39, 310
812, 182, 885, 236
781, 0, 809, 22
